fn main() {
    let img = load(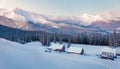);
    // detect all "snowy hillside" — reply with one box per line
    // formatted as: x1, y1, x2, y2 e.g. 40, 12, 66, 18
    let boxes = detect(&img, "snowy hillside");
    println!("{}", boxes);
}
0, 38, 120, 69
